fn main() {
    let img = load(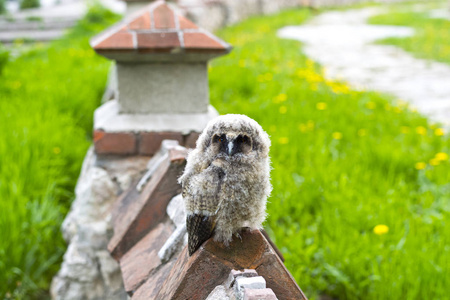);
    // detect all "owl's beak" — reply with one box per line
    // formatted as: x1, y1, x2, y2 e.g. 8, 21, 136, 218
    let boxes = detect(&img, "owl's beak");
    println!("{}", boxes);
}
227, 141, 234, 156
